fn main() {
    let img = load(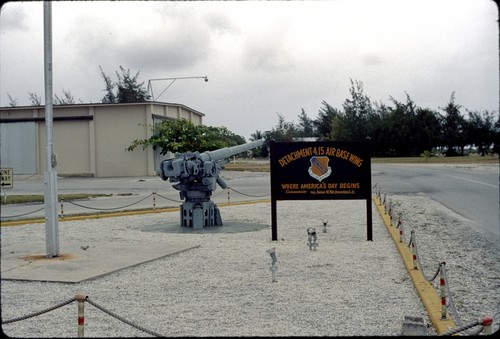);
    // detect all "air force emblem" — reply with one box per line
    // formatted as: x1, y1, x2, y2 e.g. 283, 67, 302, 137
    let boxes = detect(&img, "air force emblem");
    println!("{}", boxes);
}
308, 156, 332, 182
